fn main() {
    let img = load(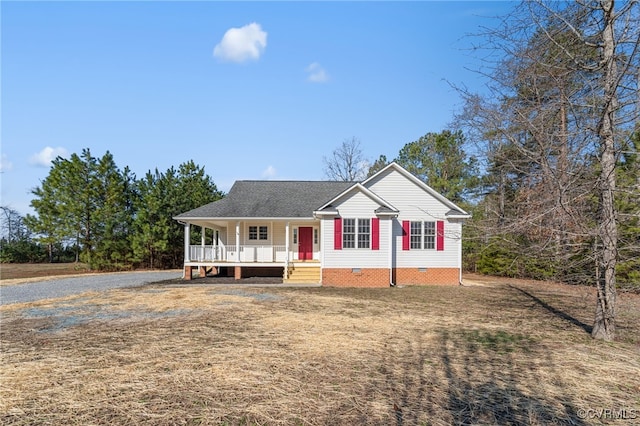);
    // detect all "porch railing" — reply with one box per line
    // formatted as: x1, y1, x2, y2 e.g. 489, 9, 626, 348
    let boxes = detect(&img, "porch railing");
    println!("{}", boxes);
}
188, 245, 287, 263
